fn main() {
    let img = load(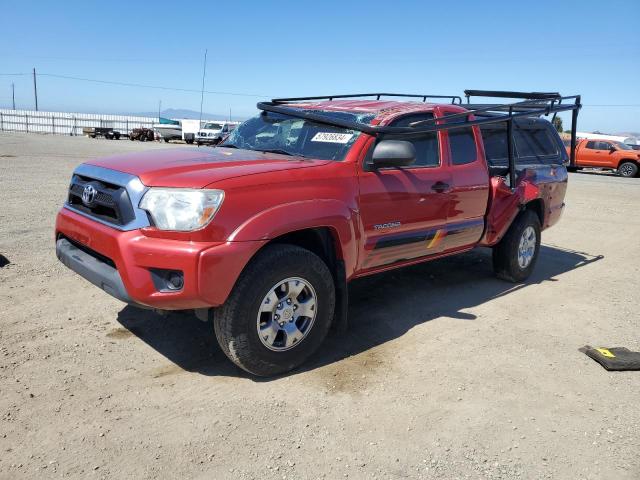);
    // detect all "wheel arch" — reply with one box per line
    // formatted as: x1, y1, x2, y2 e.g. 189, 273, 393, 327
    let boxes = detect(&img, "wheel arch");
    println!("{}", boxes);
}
265, 227, 343, 273
617, 157, 639, 168
524, 198, 545, 227
227, 199, 359, 276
